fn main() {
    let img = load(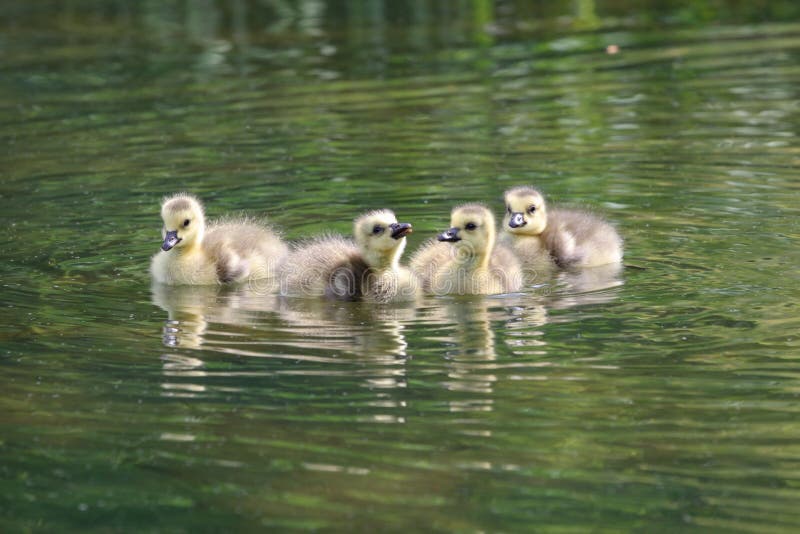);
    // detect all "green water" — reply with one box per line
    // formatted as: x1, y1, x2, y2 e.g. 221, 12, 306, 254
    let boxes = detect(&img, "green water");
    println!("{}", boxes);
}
3, 1, 800, 531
